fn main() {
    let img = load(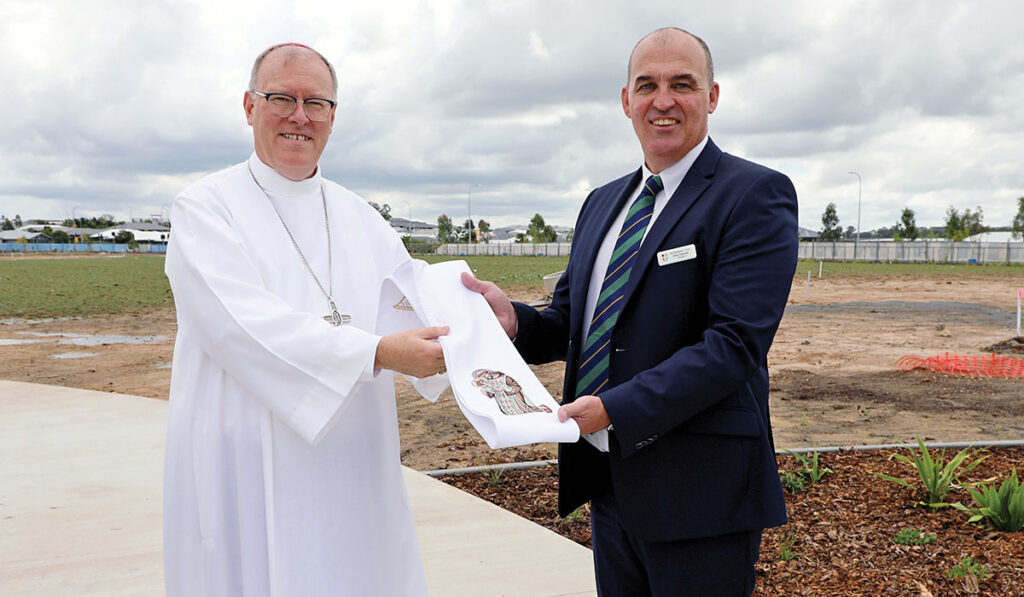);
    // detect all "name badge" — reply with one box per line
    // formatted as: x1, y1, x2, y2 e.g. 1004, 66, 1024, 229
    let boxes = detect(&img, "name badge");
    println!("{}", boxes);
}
657, 244, 697, 266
